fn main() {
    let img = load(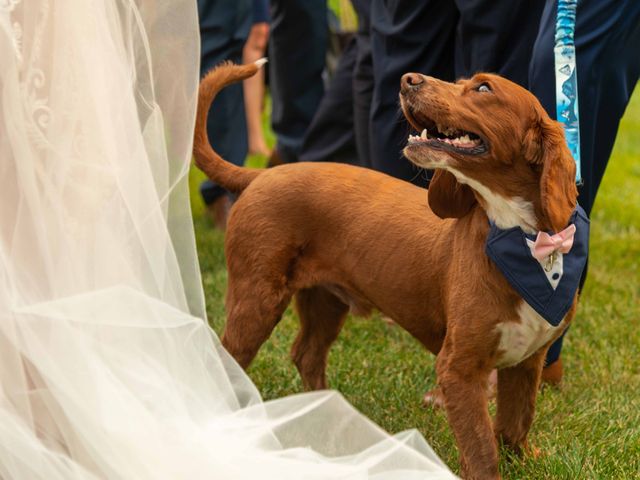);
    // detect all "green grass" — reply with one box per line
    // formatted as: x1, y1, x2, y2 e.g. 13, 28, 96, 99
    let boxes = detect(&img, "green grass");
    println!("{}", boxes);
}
189, 91, 640, 478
